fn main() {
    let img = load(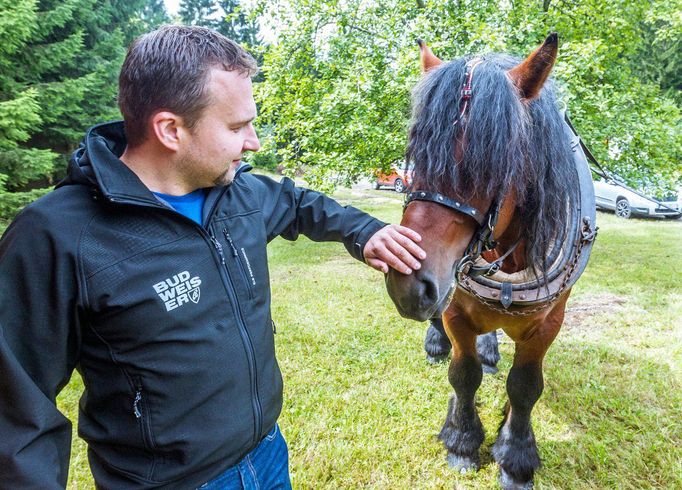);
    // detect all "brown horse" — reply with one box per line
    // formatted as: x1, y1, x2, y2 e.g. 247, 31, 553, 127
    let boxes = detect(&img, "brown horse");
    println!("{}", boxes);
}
386, 34, 596, 489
